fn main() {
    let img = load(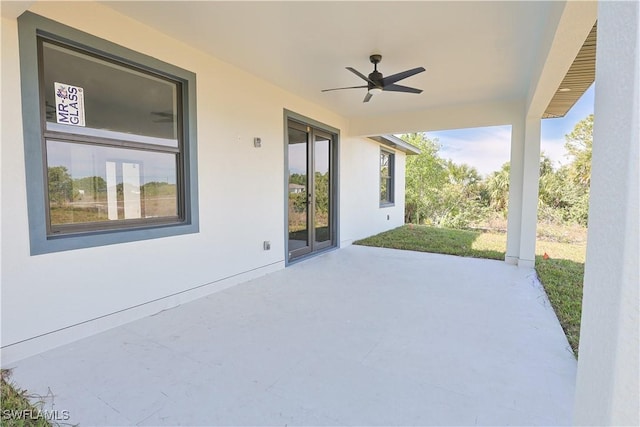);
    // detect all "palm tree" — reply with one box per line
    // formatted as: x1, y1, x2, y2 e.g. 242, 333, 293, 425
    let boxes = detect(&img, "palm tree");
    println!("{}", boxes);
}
485, 162, 510, 214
